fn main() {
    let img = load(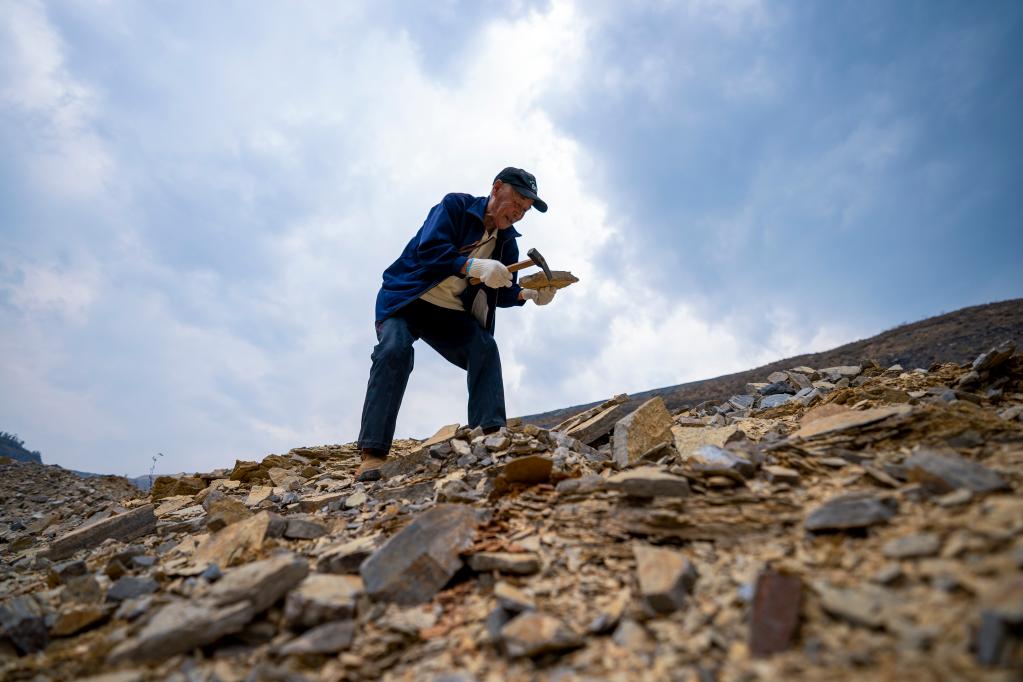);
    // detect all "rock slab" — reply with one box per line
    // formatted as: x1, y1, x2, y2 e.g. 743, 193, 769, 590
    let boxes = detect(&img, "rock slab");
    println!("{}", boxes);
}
633, 544, 697, 614
804, 493, 897, 532
612, 397, 674, 468
749, 570, 803, 658
44, 505, 157, 561
905, 448, 1009, 494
